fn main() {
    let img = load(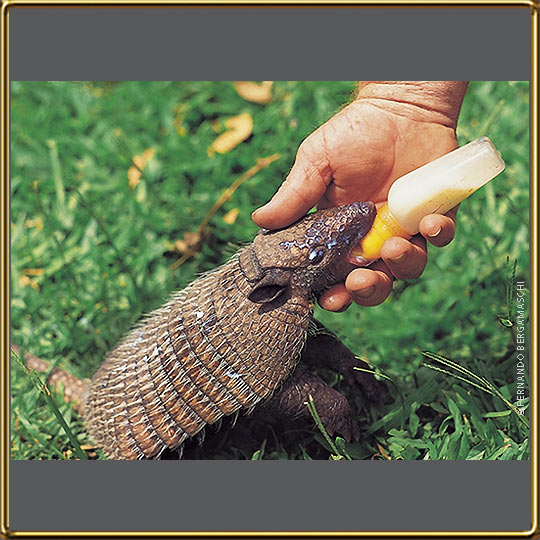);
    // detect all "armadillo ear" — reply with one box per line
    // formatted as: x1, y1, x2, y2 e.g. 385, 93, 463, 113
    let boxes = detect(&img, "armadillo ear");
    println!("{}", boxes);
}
248, 269, 290, 304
